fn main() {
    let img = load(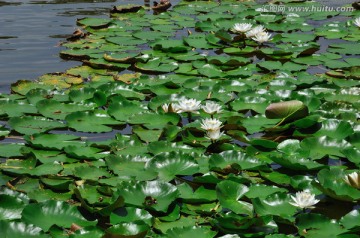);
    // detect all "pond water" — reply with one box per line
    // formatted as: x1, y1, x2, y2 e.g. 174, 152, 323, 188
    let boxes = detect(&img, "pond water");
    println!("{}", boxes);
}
0, 0, 355, 93
0, 0, 156, 93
